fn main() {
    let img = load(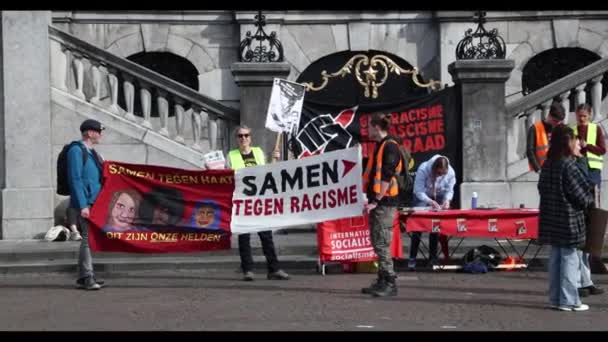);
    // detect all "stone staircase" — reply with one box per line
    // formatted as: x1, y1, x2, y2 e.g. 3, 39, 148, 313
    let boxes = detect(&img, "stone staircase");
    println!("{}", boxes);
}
48, 26, 243, 220
49, 26, 240, 170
